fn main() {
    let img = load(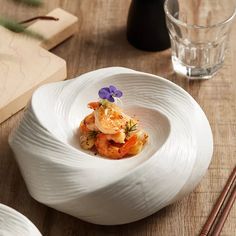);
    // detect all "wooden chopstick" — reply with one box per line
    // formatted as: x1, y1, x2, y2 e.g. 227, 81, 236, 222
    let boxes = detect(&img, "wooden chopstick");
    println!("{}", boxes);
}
199, 166, 236, 236
211, 184, 236, 235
